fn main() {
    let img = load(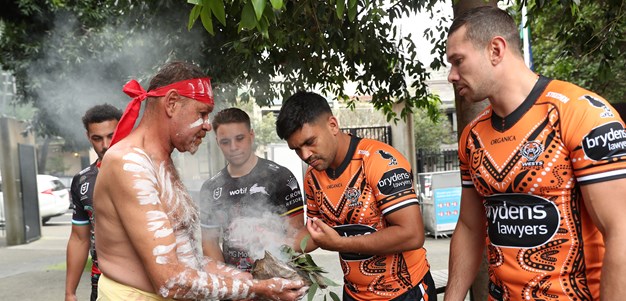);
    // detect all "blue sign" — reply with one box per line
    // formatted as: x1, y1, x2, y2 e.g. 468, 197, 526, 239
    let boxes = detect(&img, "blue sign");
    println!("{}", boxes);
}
433, 187, 461, 228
